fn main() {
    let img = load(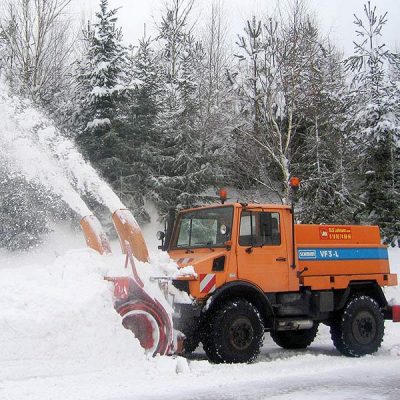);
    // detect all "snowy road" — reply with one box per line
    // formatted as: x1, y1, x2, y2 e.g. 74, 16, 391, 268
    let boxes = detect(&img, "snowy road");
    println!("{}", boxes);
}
1, 326, 399, 400
133, 328, 400, 400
